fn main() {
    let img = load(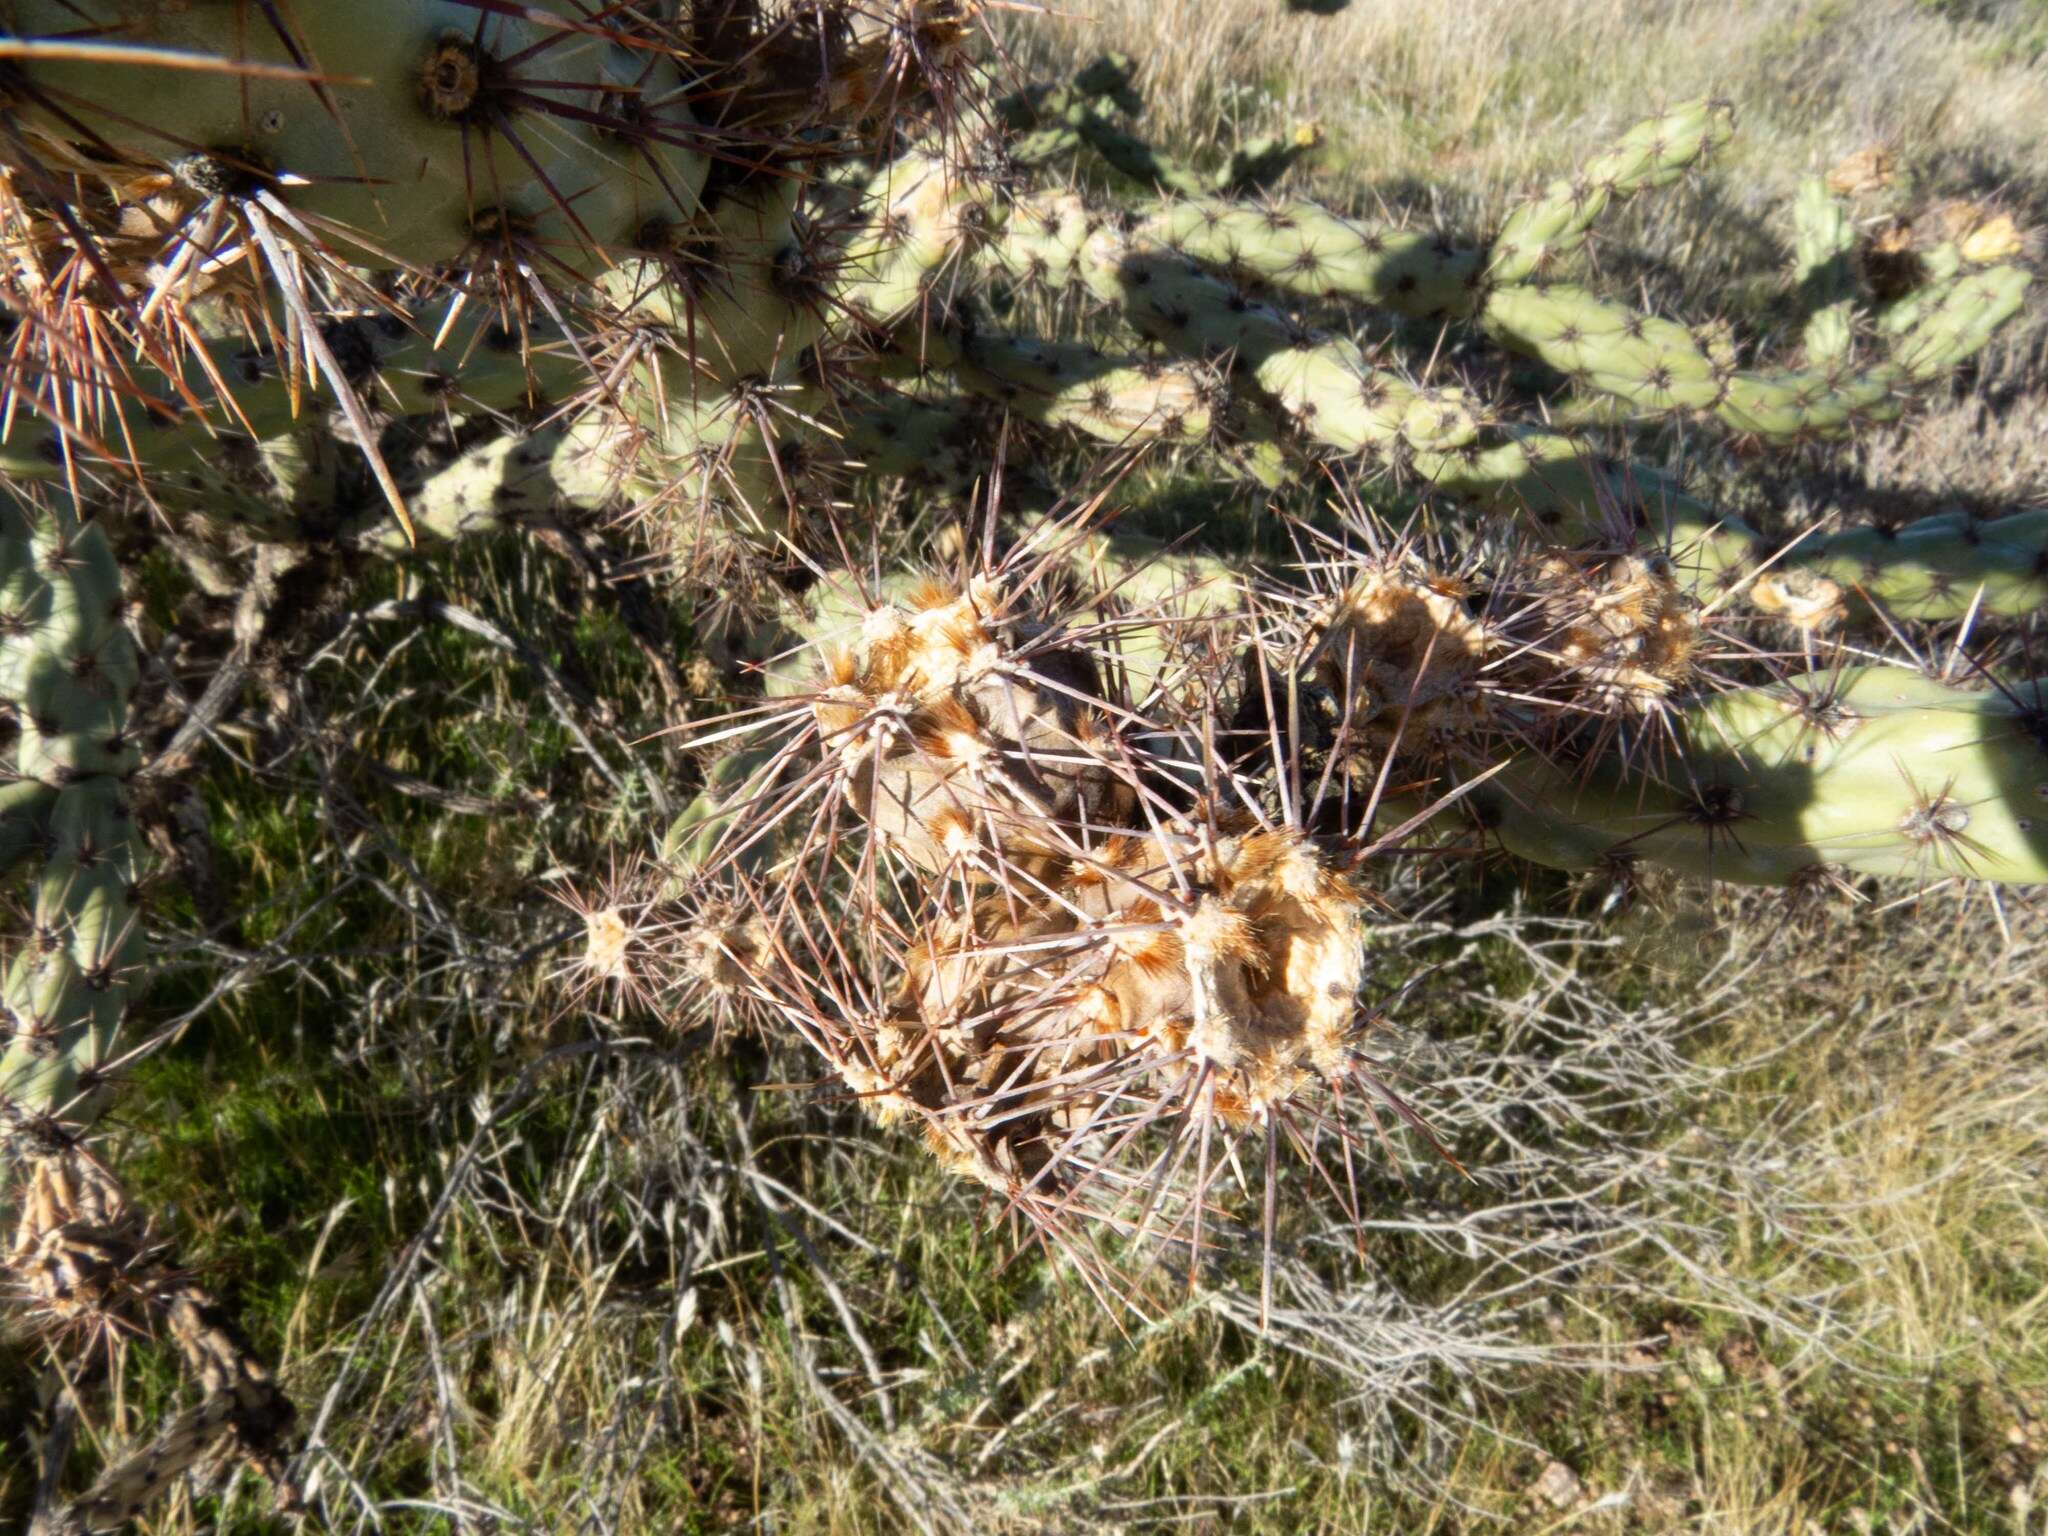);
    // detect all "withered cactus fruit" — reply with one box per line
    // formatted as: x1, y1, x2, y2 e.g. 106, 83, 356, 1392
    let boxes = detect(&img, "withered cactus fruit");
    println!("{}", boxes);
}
812, 576, 1131, 870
